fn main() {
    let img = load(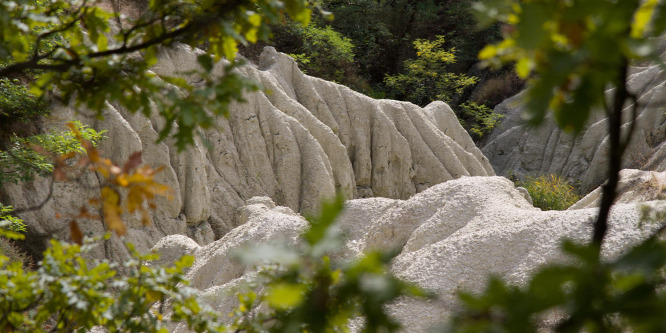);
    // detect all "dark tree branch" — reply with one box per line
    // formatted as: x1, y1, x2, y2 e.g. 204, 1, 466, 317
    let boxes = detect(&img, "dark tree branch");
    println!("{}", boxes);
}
33, 0, 90, 59
593, 58, 630, 246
